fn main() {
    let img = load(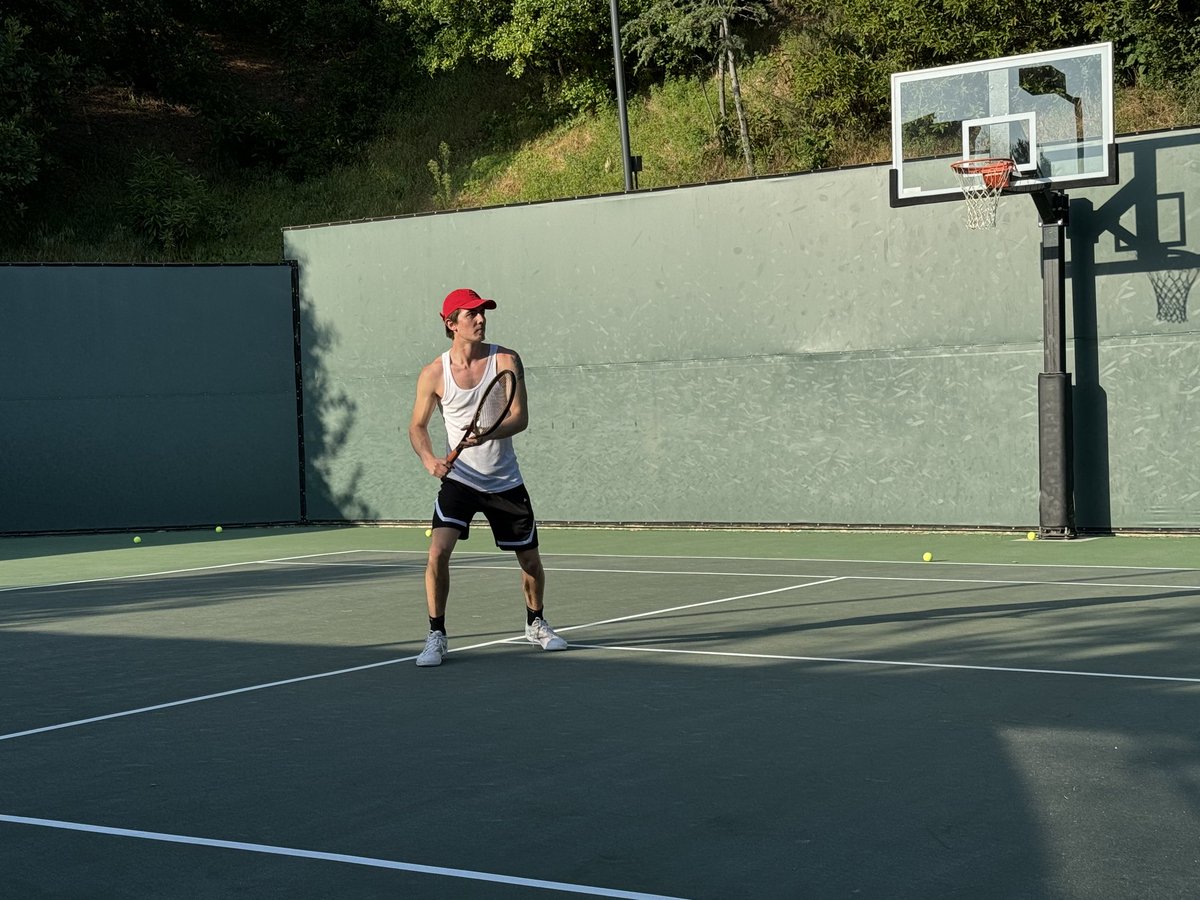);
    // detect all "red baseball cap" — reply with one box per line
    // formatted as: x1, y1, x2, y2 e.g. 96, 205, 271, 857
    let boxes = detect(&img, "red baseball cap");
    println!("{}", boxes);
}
440, 288, 496, 321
